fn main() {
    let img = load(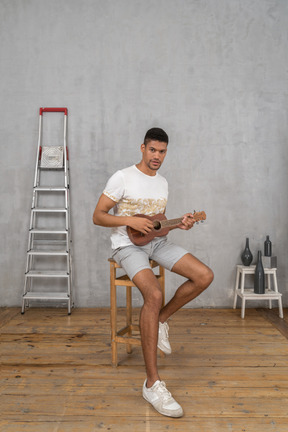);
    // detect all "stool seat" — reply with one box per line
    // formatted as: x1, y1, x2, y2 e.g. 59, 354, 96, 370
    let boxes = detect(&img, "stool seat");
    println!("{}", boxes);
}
109, 258, 165, 366
233, 264, 283, 319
